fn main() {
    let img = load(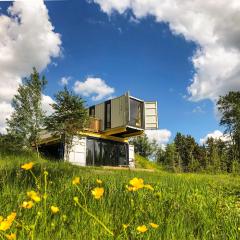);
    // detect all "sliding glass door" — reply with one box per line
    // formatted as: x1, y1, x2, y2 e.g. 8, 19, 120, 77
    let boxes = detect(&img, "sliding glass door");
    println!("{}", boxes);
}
86, 138, 128, 166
